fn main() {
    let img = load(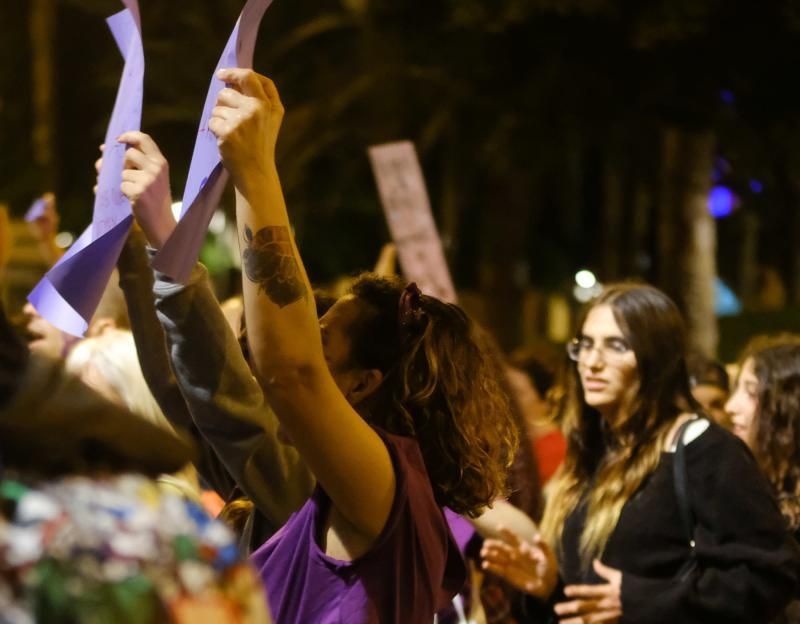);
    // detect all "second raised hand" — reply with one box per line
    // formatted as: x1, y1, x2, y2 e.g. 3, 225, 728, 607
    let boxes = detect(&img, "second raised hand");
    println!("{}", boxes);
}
118, 131, 176, 249
209, 68, 284, 198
